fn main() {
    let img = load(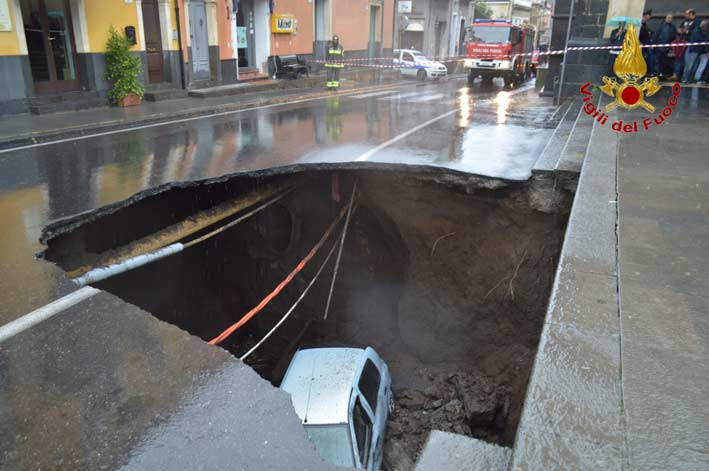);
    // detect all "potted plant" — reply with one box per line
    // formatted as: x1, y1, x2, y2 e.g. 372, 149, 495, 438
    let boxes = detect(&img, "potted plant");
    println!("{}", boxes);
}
105, 26, 145, 107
